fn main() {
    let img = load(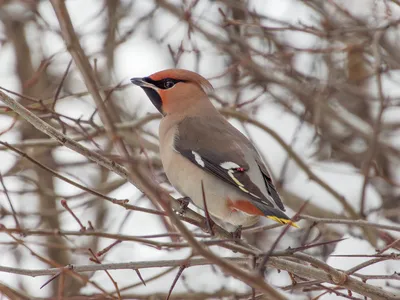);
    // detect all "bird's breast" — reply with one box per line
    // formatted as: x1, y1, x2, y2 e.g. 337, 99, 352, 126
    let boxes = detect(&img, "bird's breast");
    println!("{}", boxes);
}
159, 134, 258, 227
